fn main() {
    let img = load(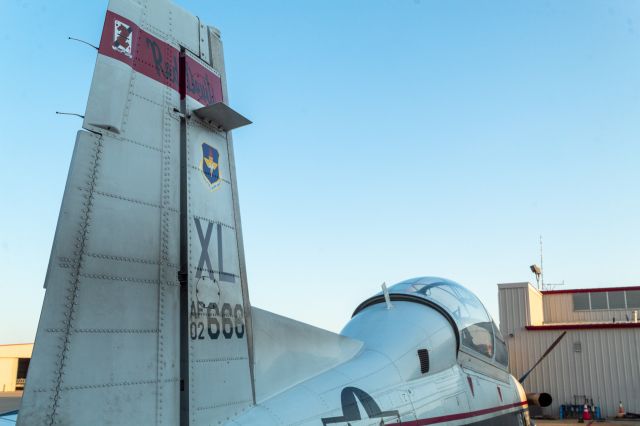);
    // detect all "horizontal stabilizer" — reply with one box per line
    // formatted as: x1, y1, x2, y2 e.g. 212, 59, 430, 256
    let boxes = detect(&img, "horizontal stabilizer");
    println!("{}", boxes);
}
252, 308, 363, 402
